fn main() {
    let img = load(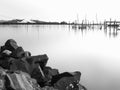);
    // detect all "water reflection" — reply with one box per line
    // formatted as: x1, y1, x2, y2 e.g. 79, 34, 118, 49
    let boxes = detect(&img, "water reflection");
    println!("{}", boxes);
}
0, 25, 120, 90
104, 26, 119, 38
71, 24, 120, 38
71, 24, 102, 36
